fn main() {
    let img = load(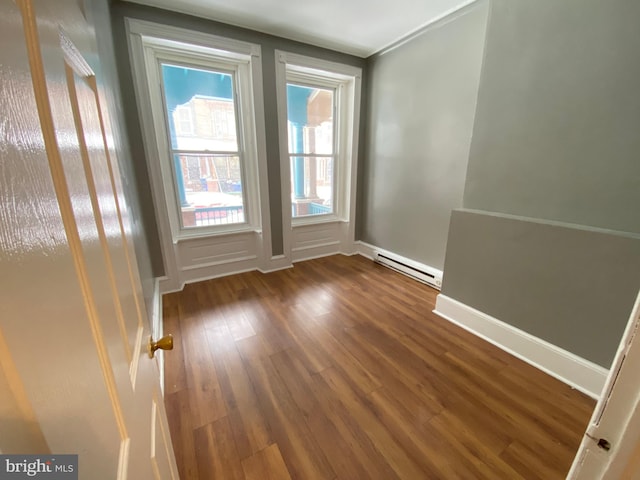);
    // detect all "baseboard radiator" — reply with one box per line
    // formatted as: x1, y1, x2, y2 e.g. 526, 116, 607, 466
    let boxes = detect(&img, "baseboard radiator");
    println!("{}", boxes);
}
374, 253, 442, 290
